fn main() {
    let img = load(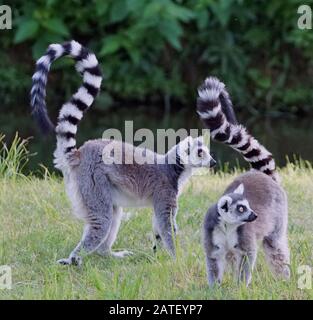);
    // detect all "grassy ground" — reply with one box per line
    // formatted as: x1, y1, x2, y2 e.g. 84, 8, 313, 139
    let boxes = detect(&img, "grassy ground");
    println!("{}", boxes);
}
0, 164, 313, 300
